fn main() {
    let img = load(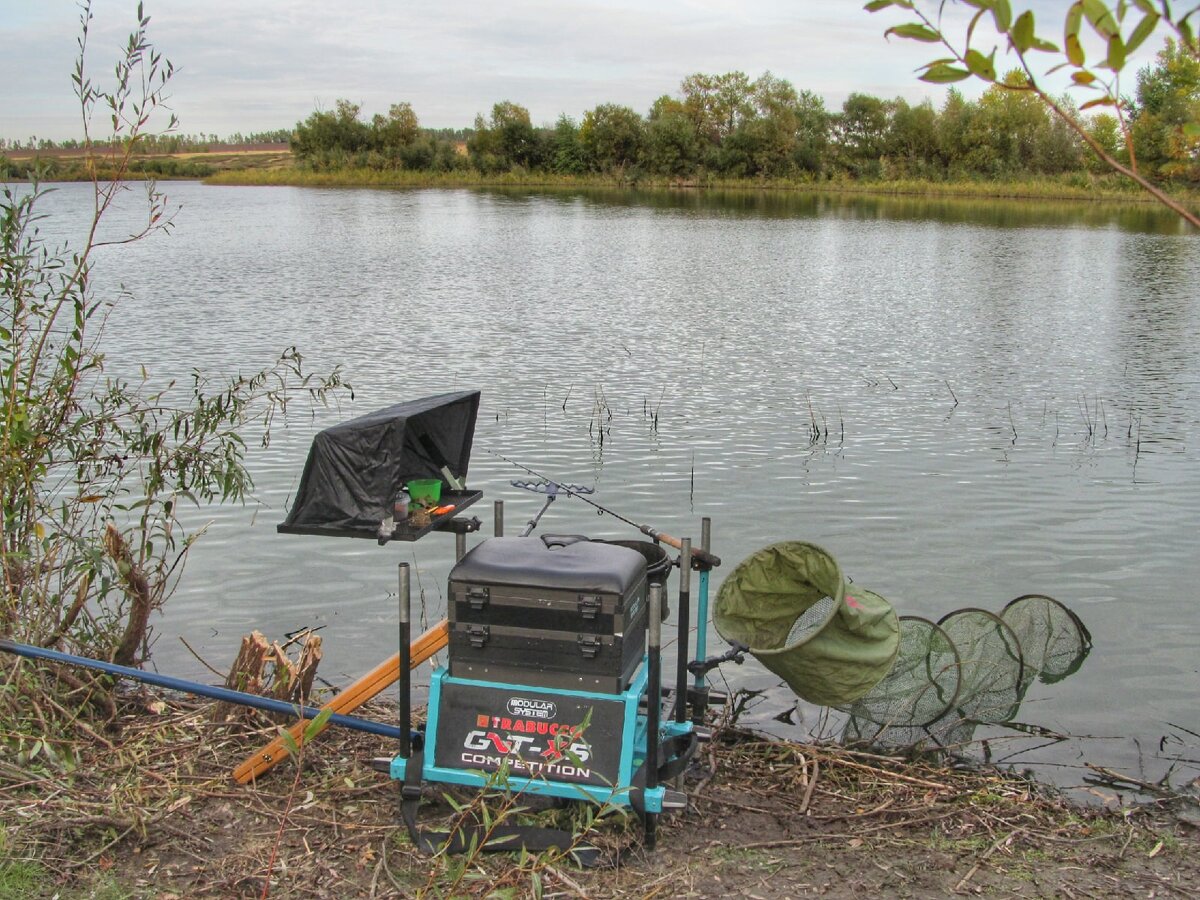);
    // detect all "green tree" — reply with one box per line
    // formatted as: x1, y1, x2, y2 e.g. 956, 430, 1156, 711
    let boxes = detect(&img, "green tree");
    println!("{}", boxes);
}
967, 70, 1052, 174
1085, 111, 1124, 170
1033, 99, 1085, 173
579, 104, 645, 173
371, 102, 420, 152
468, 101, 538, 171
792, 89, 832, 174
549, 115, 585, 174
467, 112, 504, 172
936, 87, 979, 174
727, 72, 808, 178
865, 0, 1200, 226
291, 99, 371, 164
835, 93, 893, 175
1131, 38, 1200, 180
681, 72, 754, 146
886, 98, 942, 176
645, 96, 700, 176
